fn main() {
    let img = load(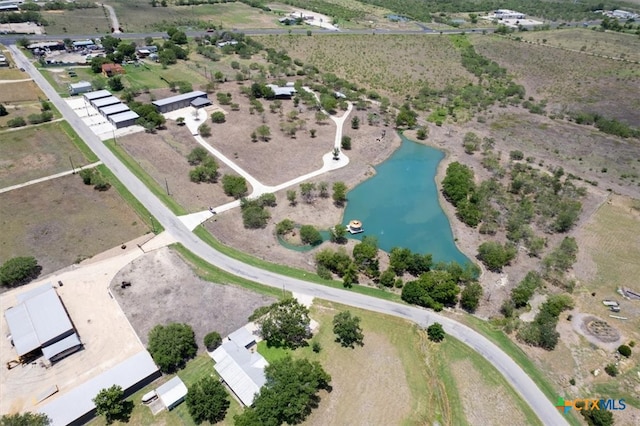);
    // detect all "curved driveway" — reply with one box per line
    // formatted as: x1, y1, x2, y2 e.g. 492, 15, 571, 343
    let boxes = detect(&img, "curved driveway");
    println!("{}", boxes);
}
9, 45, 567, 426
